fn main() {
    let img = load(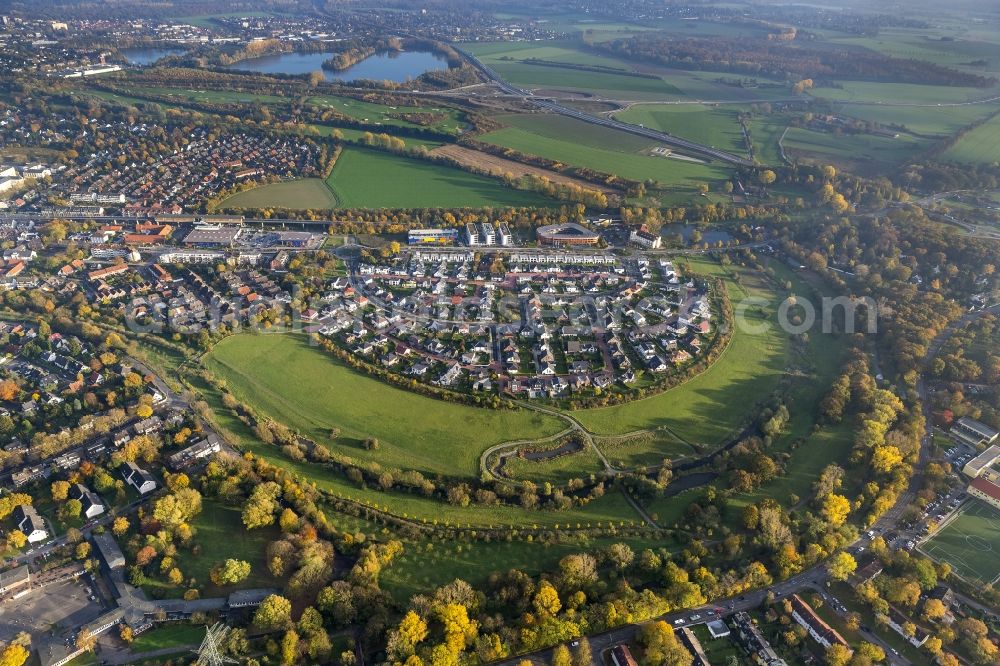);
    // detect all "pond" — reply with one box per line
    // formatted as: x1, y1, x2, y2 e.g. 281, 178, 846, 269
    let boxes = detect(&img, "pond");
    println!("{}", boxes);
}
227, 50, 449, 83
121, 47, 186, 66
